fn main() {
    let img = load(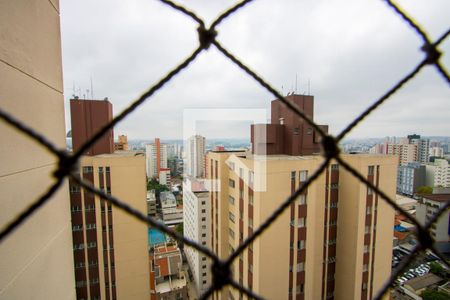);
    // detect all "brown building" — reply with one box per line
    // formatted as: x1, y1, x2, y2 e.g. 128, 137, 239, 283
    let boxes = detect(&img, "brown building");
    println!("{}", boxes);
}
0, 1, 76, 298
70, 98, 114, 156
251, 94, 328, 156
